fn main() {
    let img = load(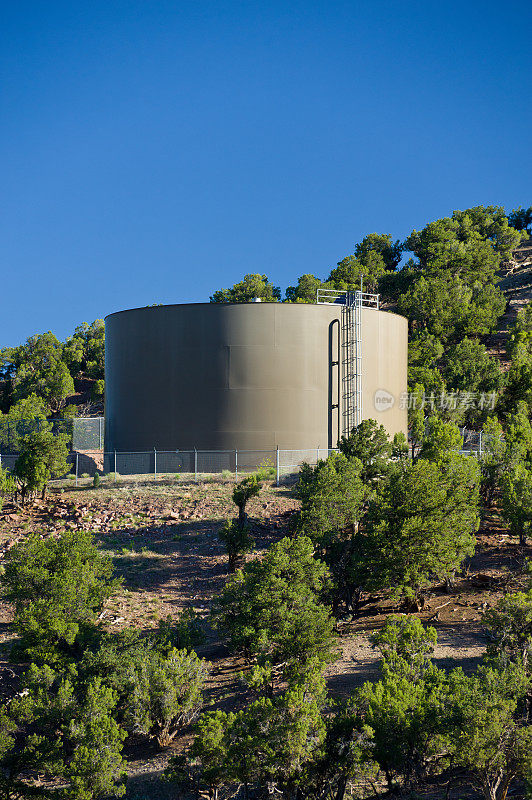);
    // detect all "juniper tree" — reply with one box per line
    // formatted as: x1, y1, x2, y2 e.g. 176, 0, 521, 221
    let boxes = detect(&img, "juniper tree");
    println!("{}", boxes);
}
298, 702, 378, 800
370, 615, 438, 680
0, 666, 126, 800
210, 274, 281, 303
327, 254, 386, 294
337, 419, 392, 485
483, 589, 532, 671
0, 464, 15, 511
213, 536, 337, 691
8, 332, 74, 413
285, 273, 326, 303
173, 675, 327, 799
63, 319, 105, 380
365, 453, 480, 603
357, 617, 449, 792
479, 416, 506, 506
293, 452, 368, 614
408, 382, 426, 458
504, 400, 532, 464
218, 473, 261, 570
407, 334, 444, 394
418, 416, 462, 461
501, 463, 532, 545
124, 647, 208, 747
2, 529, 119, 665
444, 338, 502, 425
14, 427, 70, 501
447, 664, 532, 800
508, 205, 532, 235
